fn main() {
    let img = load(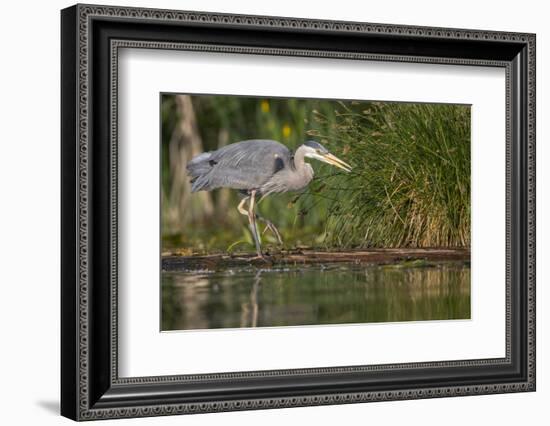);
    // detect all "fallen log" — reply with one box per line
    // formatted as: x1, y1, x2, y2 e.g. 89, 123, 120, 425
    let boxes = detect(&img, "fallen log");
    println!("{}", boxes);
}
161, 248, 470, 271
